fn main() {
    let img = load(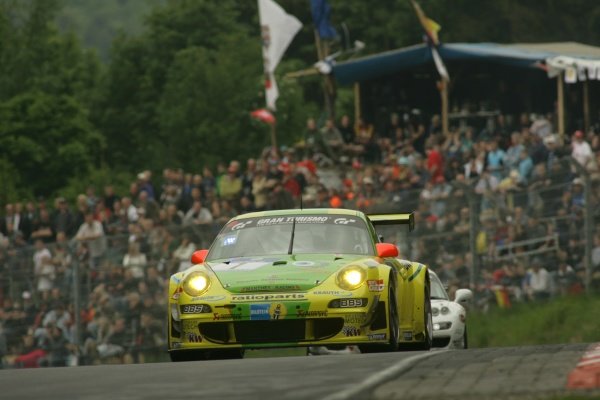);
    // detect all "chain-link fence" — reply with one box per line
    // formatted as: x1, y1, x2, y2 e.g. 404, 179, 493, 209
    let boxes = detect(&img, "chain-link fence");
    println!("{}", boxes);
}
1, 156, 599, 367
